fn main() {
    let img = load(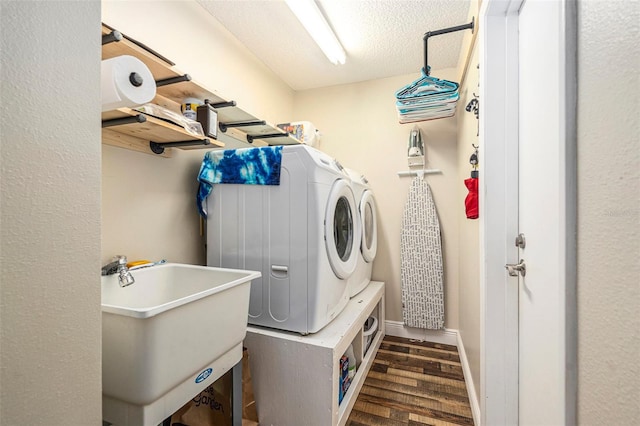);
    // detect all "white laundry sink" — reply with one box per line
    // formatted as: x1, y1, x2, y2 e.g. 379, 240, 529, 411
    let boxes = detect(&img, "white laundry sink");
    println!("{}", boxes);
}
101, 263, 260, 426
